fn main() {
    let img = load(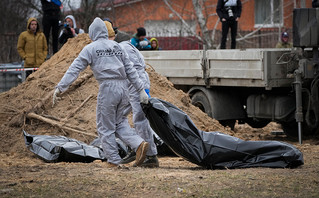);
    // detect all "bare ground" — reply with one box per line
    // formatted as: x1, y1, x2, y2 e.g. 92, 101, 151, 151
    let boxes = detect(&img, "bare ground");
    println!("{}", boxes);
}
0, 34, 319, 197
